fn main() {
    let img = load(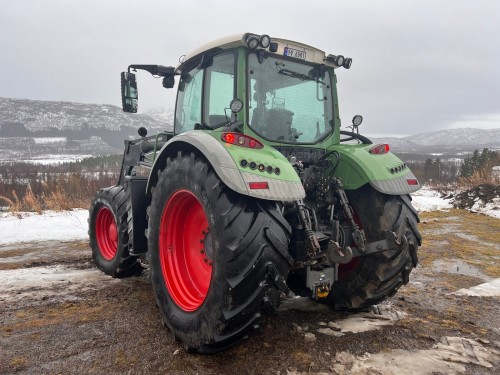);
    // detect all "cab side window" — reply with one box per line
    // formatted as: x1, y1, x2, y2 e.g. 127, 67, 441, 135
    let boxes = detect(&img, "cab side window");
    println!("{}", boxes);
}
174, 51, 236, 133
175, 67, 203, 133
203, 52, 236, 127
